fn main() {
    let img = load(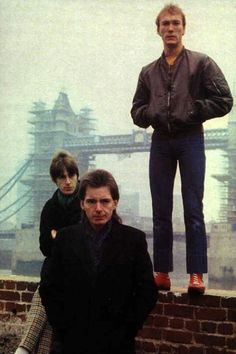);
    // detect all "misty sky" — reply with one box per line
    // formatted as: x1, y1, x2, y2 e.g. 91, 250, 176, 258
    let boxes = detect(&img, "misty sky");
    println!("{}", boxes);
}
0, 0, 236, 223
